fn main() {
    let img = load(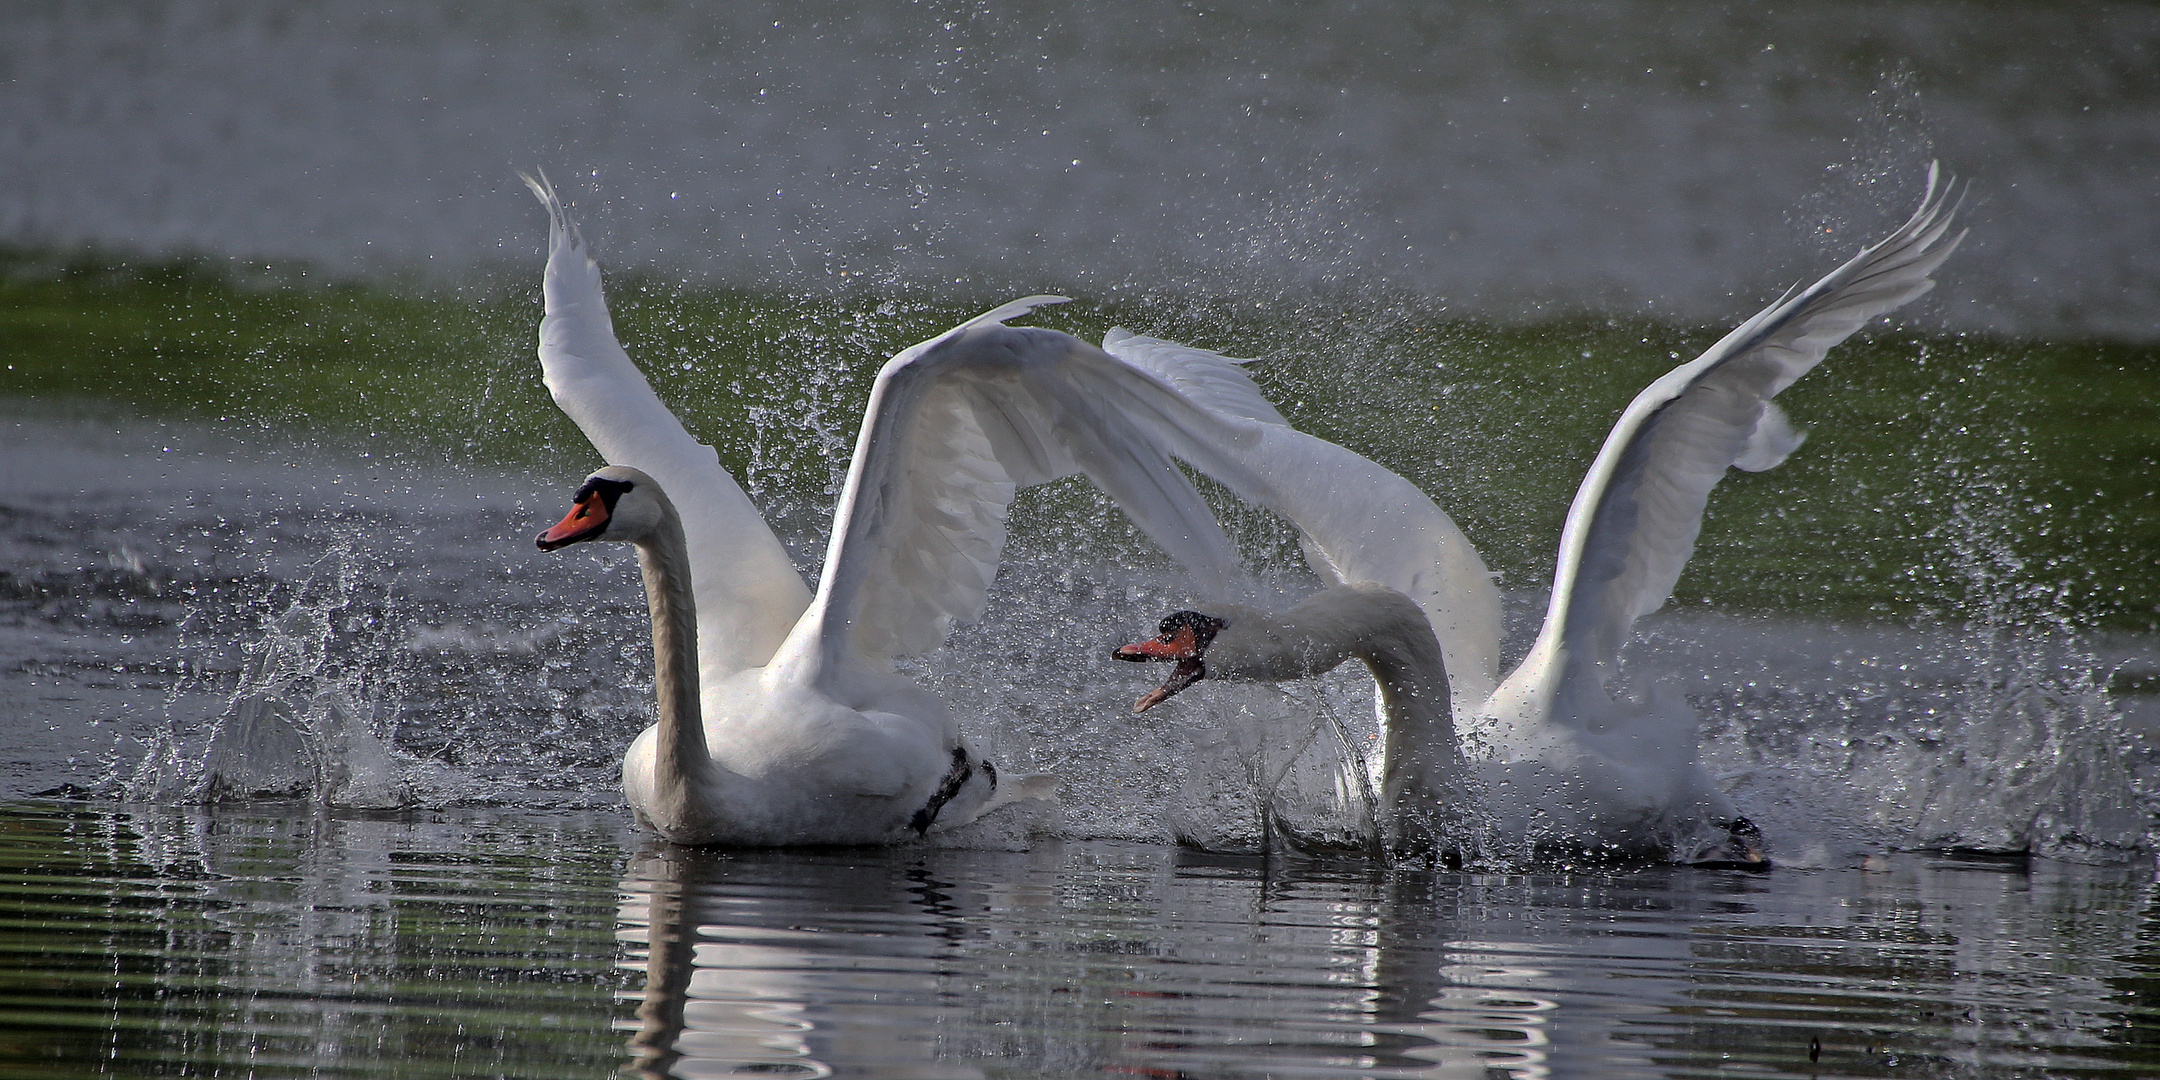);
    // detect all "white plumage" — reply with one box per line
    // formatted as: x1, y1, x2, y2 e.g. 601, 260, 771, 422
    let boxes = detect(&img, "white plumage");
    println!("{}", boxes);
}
1119, 167, 1964, 861
1478, 166, 1962, 854
523, 174, 1379, 844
